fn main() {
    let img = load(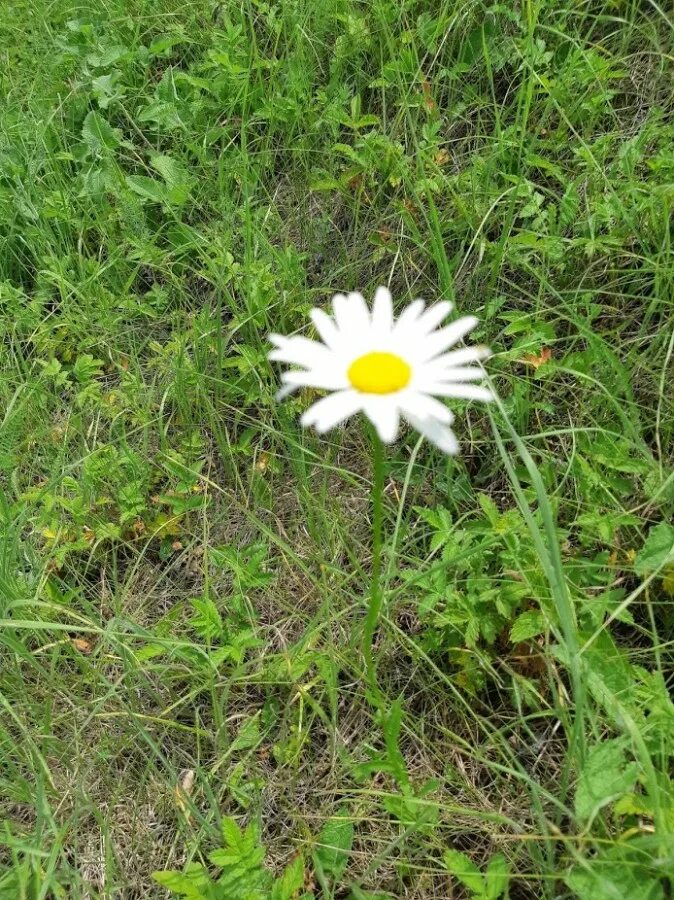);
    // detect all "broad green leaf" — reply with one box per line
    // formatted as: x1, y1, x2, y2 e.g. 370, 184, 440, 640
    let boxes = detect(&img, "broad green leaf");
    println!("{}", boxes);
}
72, 353, 104, 383
230, 714, 261, 752
150, 153, 193, 203
313, 808, 354, 880
92, 72, 124, 109
82, 111, 121, 154
575, 739, 638, 822
126, 174, 171, 203
566, 863, 663, 900
150, 153, 189, 188
555, 631, 634, 713
635, 523, 674, 576
485, 853, 510, 899
442, 849, 484, 895
271, 855, 305, 900
86, 44, 131, 68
